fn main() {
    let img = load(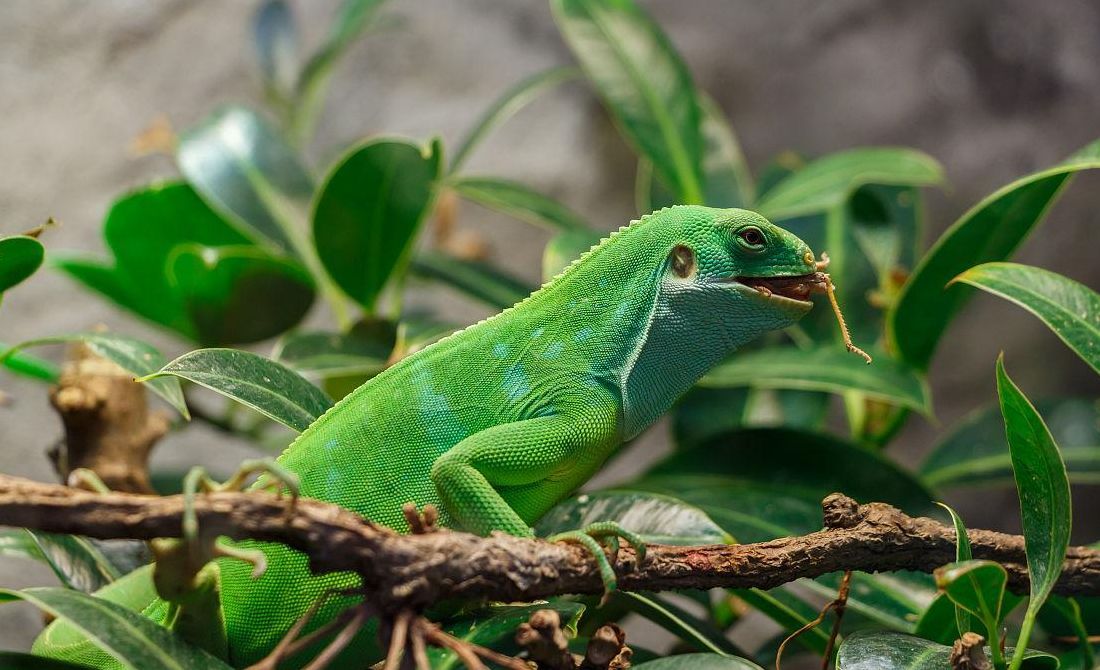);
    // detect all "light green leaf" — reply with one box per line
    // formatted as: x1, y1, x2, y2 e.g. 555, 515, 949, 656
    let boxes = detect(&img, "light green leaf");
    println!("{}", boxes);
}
0, 340, 59, 382
542, 229, 602, 281
429, 602, 585, 670
921, 397, 1099, 489
145, 348, 332, 432
836, 630, 1057, 670
451, 67, 581, 172
5, 587, 233, 669
535, 490, 732, 545
0, 235, 44, 293
178, 107, 313, 253
954, 262, 1100, 374
0, 528, 44, 562
0, 333, 187, 418
272, 323, 394, 378
755, 148, 942, 222
631, 653, 764, 670
936, 503, 973, 637
410, 252, 533, 310
313, 137, 442, 310
552, 0, 705, 203
450, 176, 589, 232
889, 138, 1100, 370
26, 531, 122, 593
699, 346, 931, 415
997, 355, 1072, 670
934, 560, 1007, 638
